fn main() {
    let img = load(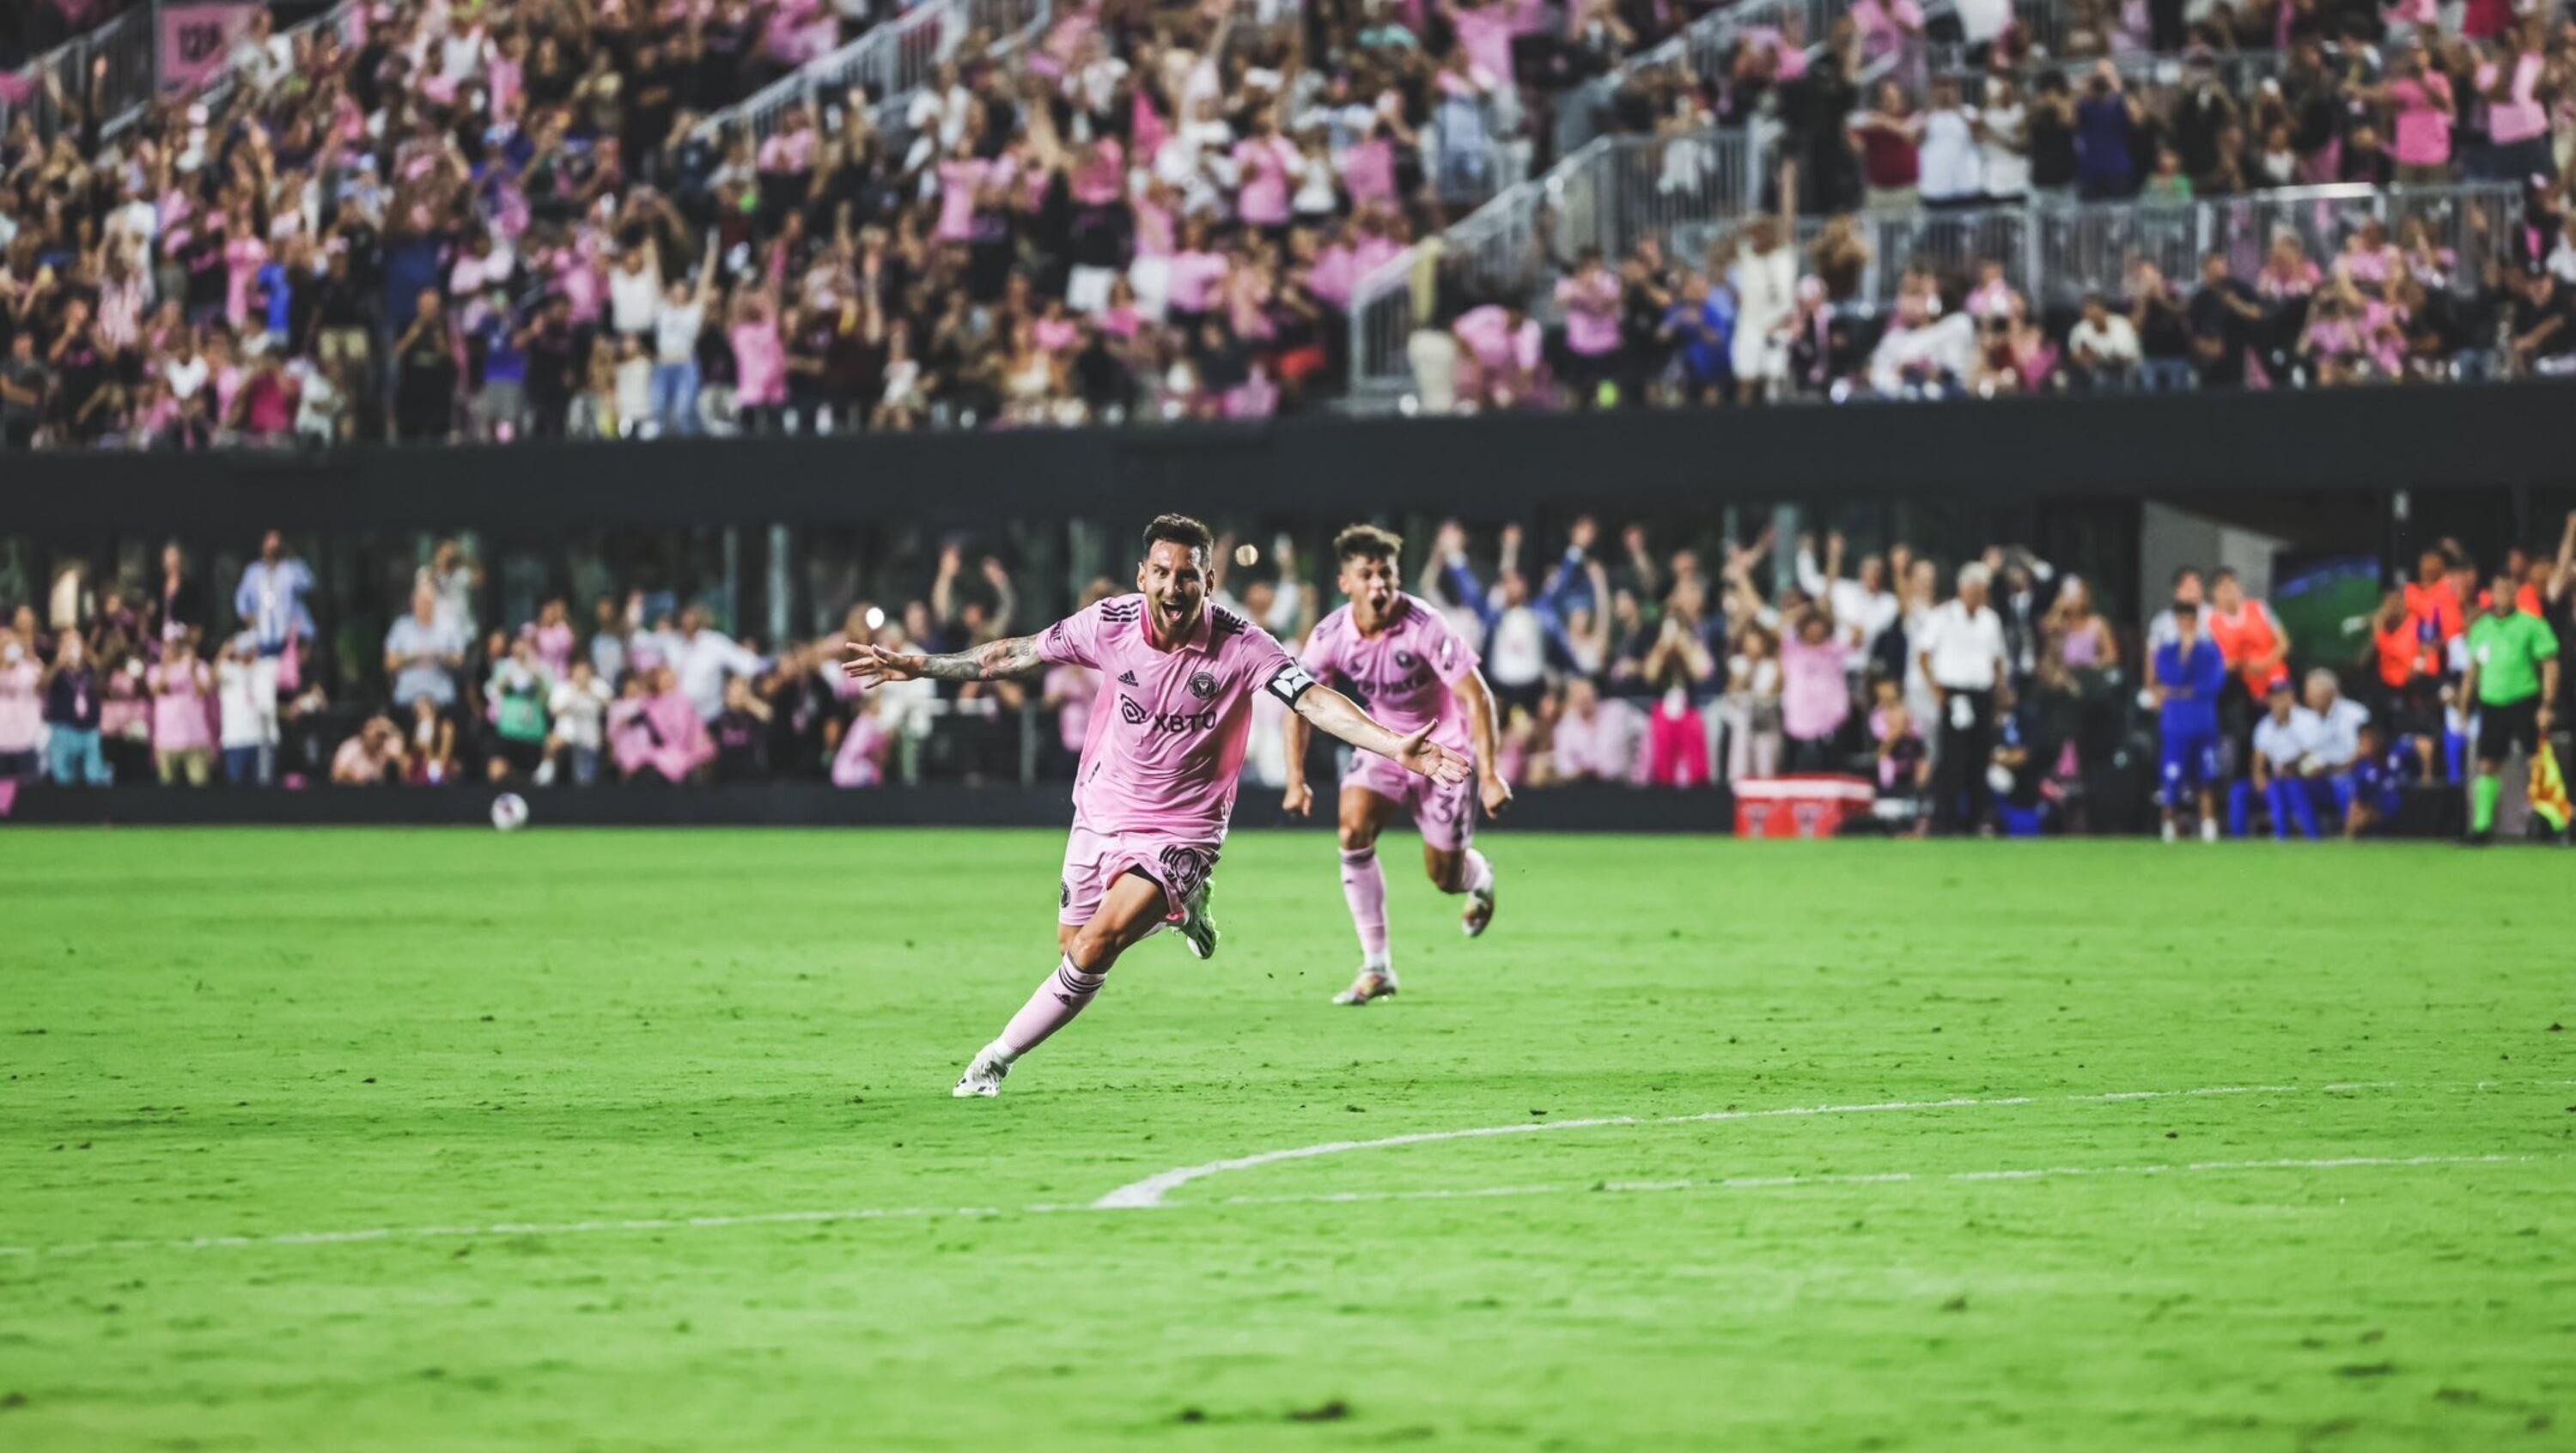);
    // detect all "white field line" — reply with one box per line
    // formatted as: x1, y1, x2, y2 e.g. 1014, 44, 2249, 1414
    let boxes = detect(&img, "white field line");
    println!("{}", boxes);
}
1087, 1081, 2386, 1209
1, 1079, 2557, 1260
0, 1152, 2541, 1261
